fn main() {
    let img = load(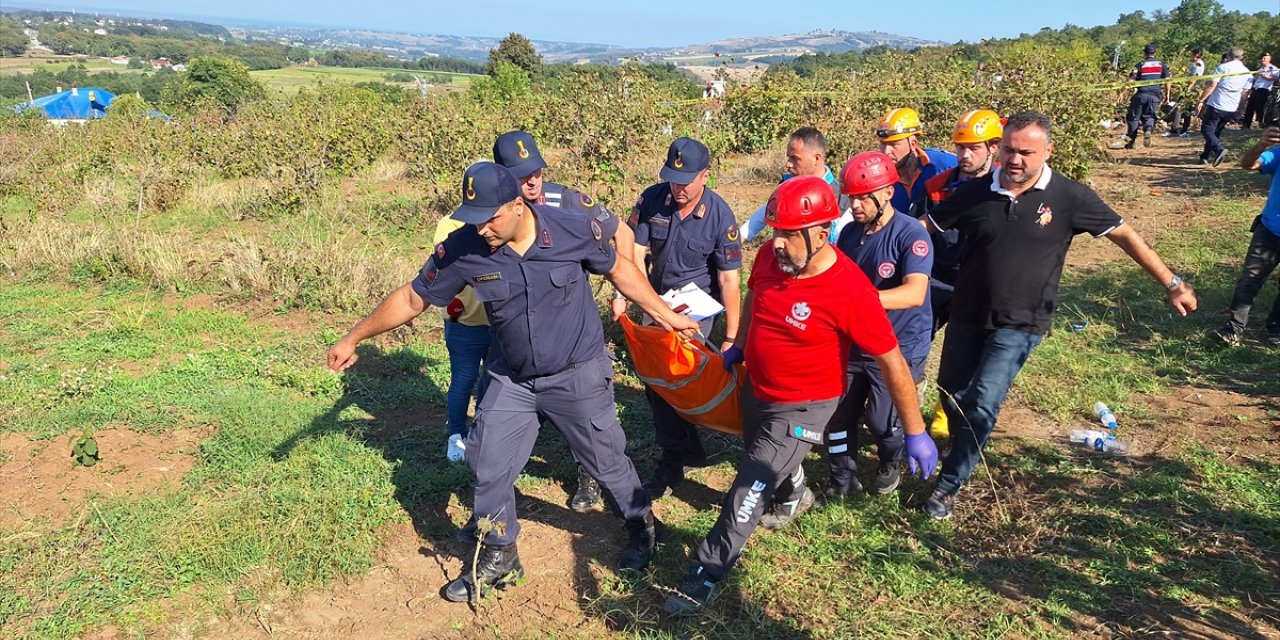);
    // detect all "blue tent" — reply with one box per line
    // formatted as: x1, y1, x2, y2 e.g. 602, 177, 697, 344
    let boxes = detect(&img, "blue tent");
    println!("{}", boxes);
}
15, 87, 116, 120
